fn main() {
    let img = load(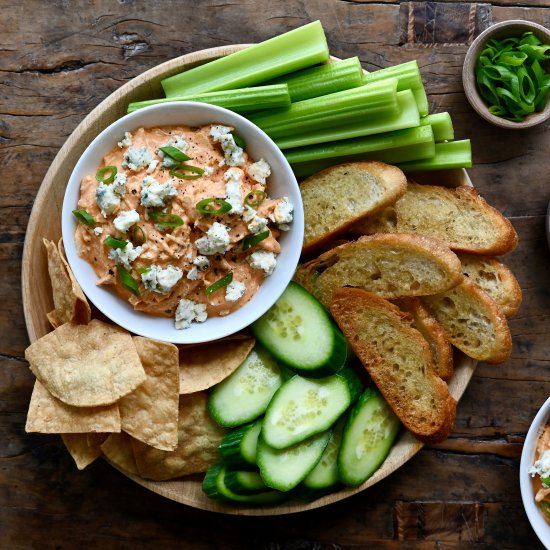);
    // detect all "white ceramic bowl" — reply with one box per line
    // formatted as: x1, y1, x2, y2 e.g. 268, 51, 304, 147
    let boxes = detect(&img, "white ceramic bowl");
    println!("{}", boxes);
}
520, 396, 550, 549
61, 102, 304, 344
